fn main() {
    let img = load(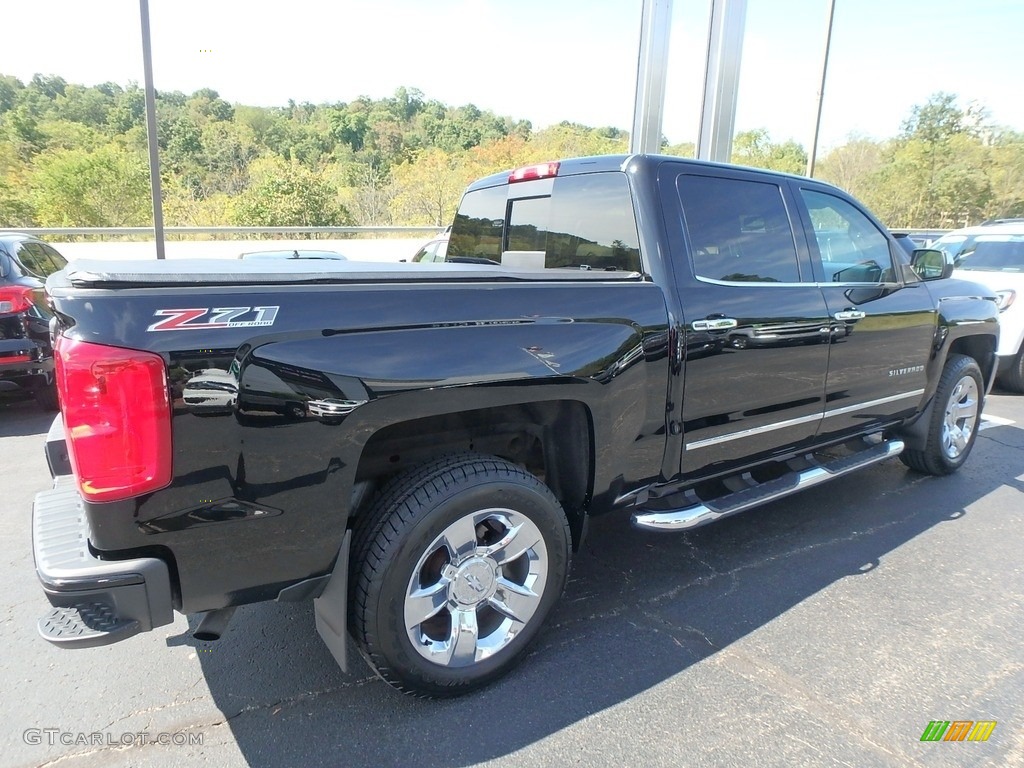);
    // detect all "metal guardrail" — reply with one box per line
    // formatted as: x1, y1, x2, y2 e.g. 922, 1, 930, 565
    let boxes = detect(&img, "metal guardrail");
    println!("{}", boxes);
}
12, 226, 446, 237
